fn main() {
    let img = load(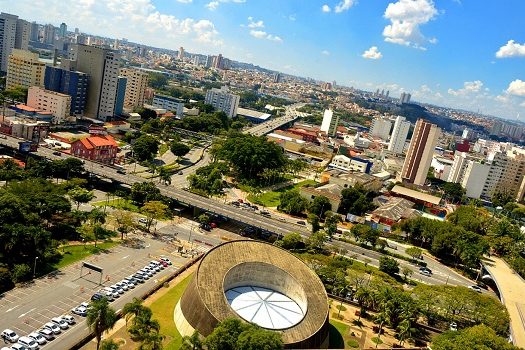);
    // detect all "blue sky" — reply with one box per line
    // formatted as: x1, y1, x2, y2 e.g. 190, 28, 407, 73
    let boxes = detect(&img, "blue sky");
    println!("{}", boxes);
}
2, 0, 525, 119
